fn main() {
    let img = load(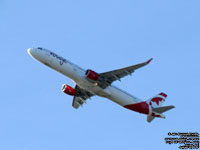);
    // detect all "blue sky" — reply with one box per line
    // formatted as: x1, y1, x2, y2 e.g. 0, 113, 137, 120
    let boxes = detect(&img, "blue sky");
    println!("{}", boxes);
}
0, 0, 200, 149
